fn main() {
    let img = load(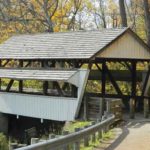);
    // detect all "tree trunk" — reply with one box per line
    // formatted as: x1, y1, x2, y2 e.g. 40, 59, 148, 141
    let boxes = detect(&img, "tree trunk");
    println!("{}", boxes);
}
143, 0, 150, 47
119, 0, 128, 27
